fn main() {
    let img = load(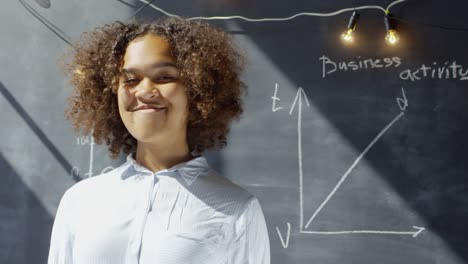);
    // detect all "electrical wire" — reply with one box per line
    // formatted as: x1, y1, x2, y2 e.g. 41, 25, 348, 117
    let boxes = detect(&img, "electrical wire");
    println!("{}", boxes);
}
135, 0, 468, 33
136, 0, 395, 22
386, 0, 406, 12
